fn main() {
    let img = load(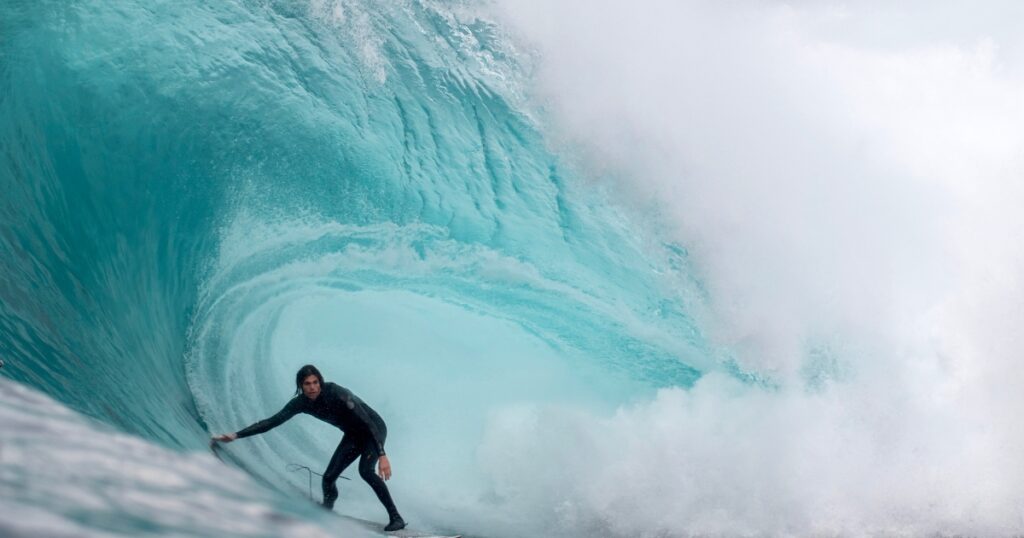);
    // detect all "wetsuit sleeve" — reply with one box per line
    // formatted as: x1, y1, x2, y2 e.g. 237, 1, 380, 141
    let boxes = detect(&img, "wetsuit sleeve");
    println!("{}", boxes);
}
339, 387, 388, 455
235, 397, 302, 439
